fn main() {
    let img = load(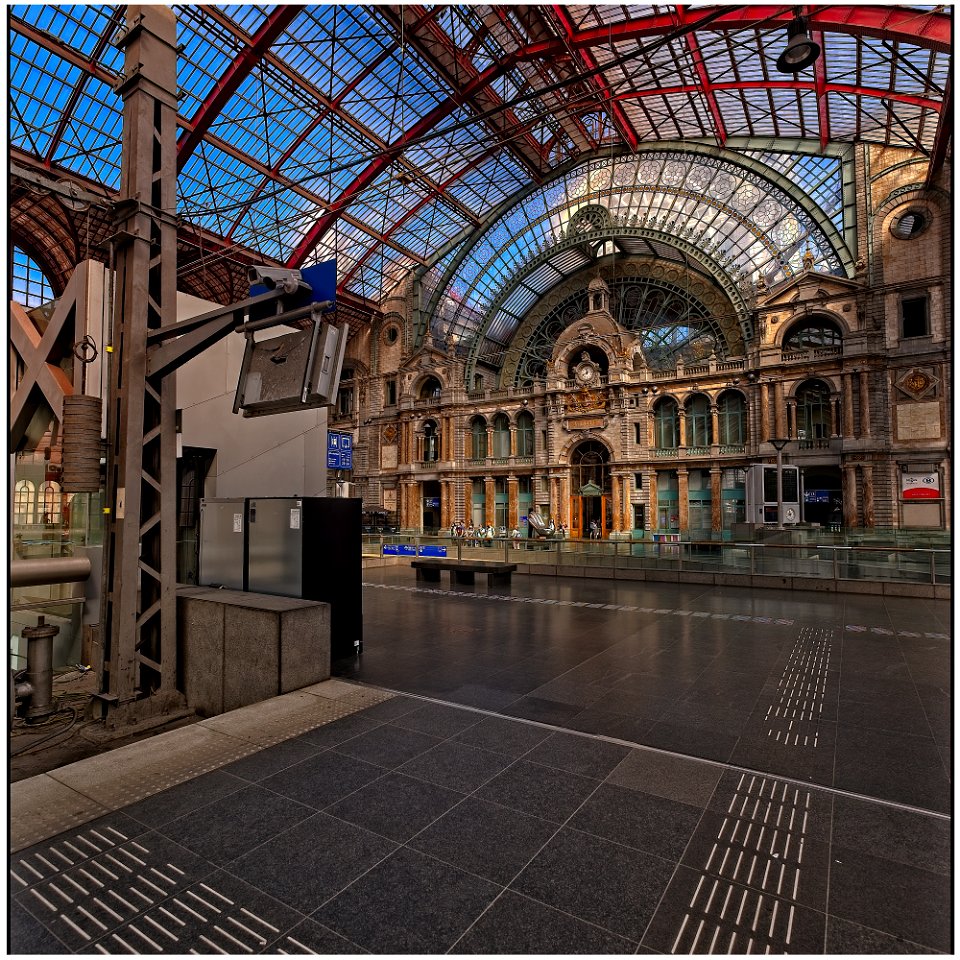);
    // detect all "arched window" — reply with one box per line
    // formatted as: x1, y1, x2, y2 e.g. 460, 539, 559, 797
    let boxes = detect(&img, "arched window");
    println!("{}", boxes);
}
470, 416, 488, 460
423, 420, 440, 462
796, 380, 832, 439
783, 318, 842, 352
685, 395, 712, 447
516, 410, 534, 457
11, 247, 55, 307
40, 481, 62, 525
654, 398, 680, 449
14, 480, 35, 524
492, 413, 511, 457
571, 440, 611, 494
419, 376, 442, 401
717, 392, 747, 445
